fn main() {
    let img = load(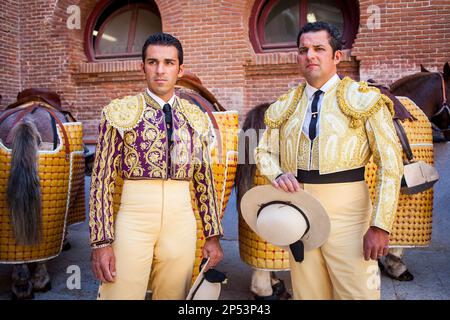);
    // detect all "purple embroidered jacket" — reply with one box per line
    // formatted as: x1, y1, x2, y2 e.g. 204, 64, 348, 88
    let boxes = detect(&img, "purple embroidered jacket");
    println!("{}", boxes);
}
89, 92, 222, 247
